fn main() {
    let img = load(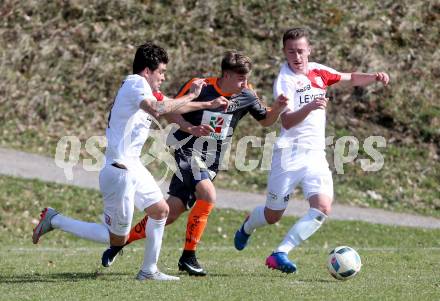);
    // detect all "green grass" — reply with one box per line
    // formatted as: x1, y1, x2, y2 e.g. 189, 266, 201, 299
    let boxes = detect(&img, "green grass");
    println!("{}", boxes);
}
1, 175, 439, 300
